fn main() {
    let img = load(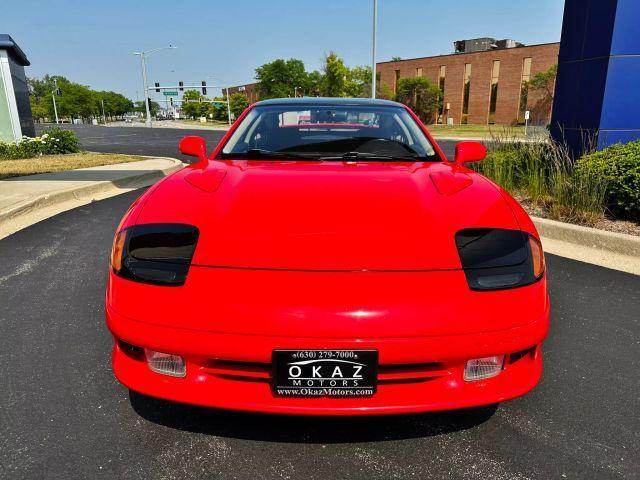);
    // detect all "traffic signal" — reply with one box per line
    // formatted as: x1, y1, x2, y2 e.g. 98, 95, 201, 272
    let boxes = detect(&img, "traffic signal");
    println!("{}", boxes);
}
147, 97, 153, 111
179, 81, 184, 91
201, 81, 207, 95
55, 88, 61, 96
155, 82, 160, 92
169, 97, 173, 106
